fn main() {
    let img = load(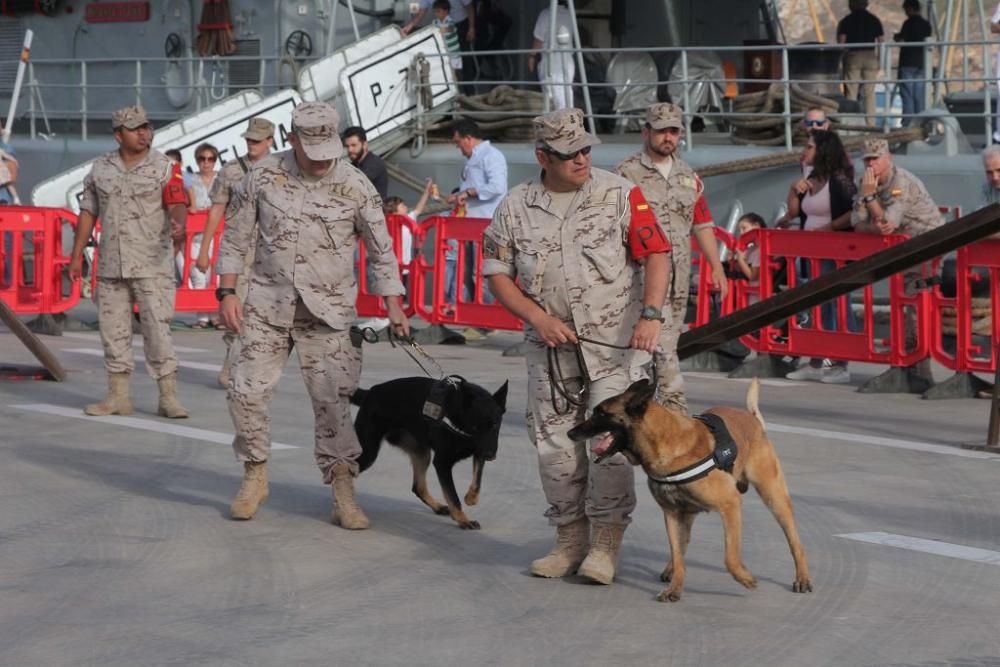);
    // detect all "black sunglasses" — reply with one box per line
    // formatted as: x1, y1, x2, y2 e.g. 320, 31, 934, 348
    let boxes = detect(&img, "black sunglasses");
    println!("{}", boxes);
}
197, 155, 217, 163
803, 119, 827, 127
544, 145, 592, 161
